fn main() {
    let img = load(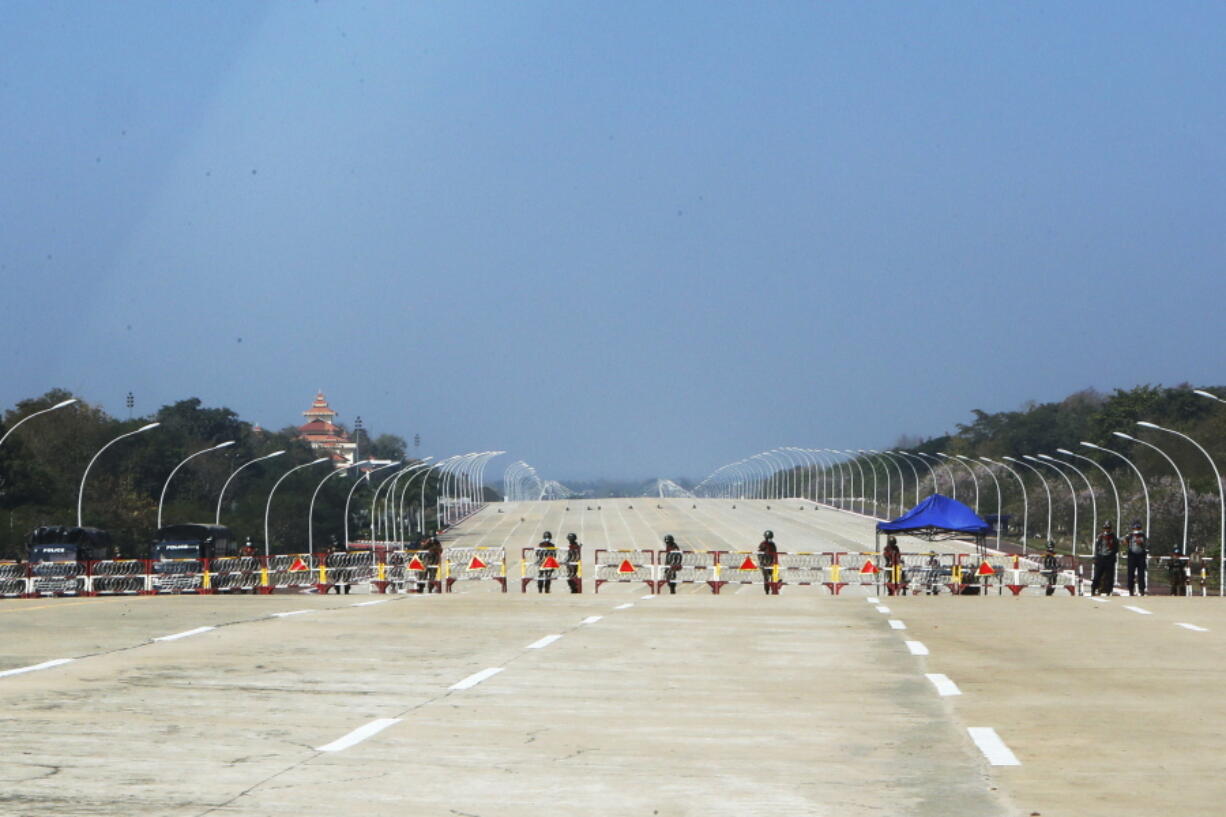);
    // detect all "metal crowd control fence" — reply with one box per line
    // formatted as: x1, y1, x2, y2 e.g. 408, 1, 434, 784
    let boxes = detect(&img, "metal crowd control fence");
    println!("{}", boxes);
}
90, 559, 148, 595
655, 549, 718, 593
443, 547, 507, 592
519, 548, 582, 593
592, 549, 655, 593
774, 552, 832, 592
715, 550, 778, 594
